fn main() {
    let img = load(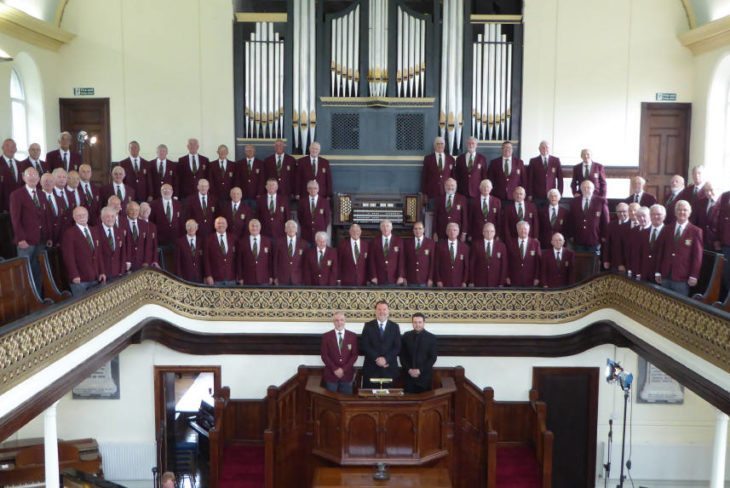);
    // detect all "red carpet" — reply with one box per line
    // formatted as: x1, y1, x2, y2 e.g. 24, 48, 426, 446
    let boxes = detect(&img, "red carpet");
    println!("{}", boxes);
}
496, 445, 542, 488
219, 444, 265, 488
